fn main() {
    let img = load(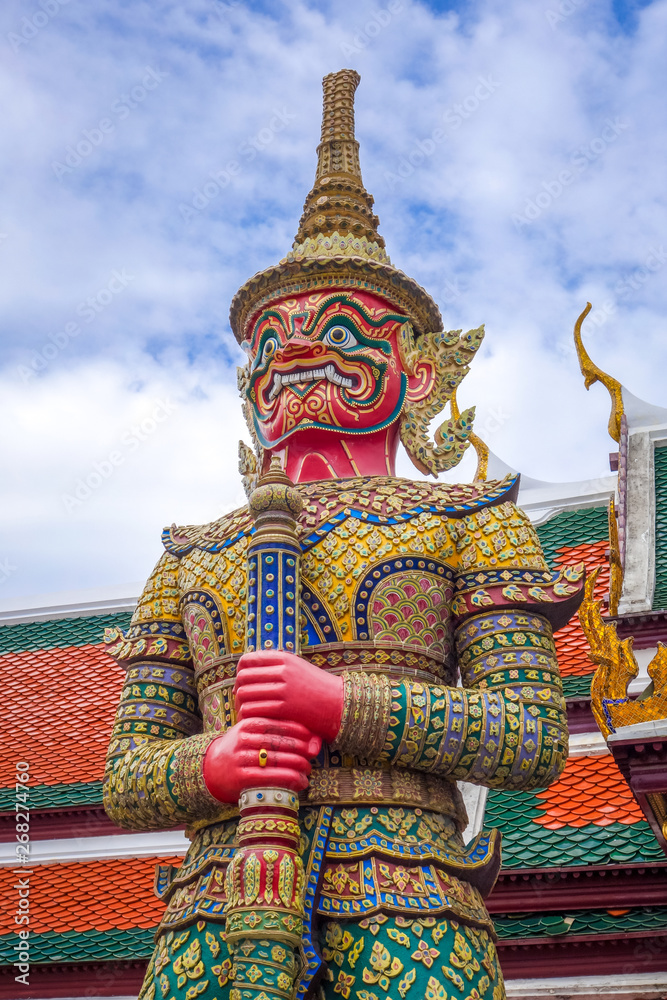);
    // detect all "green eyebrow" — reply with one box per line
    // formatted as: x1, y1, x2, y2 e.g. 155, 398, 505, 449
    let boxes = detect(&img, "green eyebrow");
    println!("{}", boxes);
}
303, 294, 408, 334
319, 315, 391, 354
249, 310, 289, 347
250, 327, 282, 368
